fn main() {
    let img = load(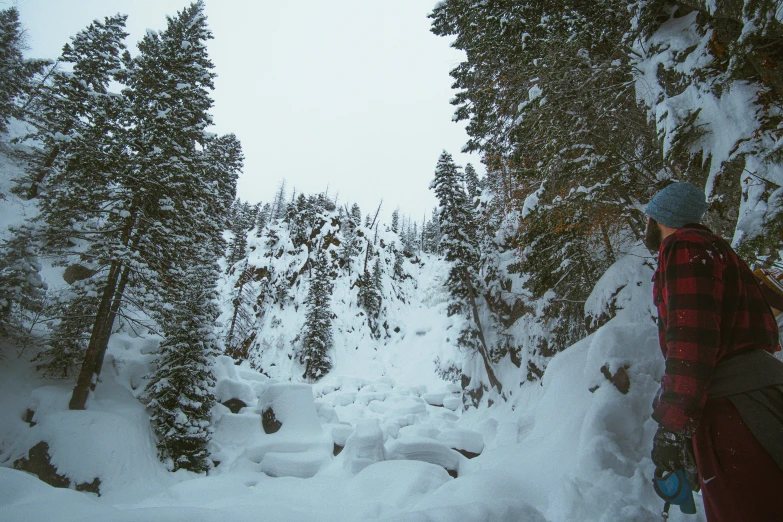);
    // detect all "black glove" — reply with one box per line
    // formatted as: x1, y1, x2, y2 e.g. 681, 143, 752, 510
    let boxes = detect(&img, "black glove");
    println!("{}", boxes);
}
651, 425, 685, 473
